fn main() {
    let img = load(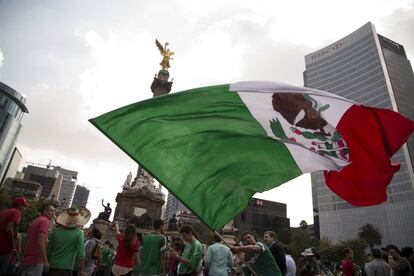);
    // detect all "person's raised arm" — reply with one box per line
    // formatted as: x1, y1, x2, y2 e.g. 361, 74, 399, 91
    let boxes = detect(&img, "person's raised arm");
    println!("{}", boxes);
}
114, 221, 120, 235
231, 245, 262, 254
